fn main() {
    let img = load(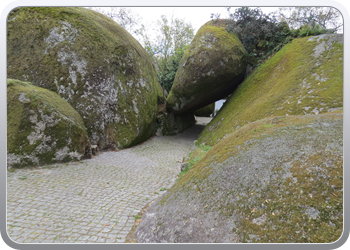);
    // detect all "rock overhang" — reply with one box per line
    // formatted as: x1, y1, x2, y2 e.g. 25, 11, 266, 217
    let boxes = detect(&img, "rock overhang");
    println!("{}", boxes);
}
166, 19, 248, 115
